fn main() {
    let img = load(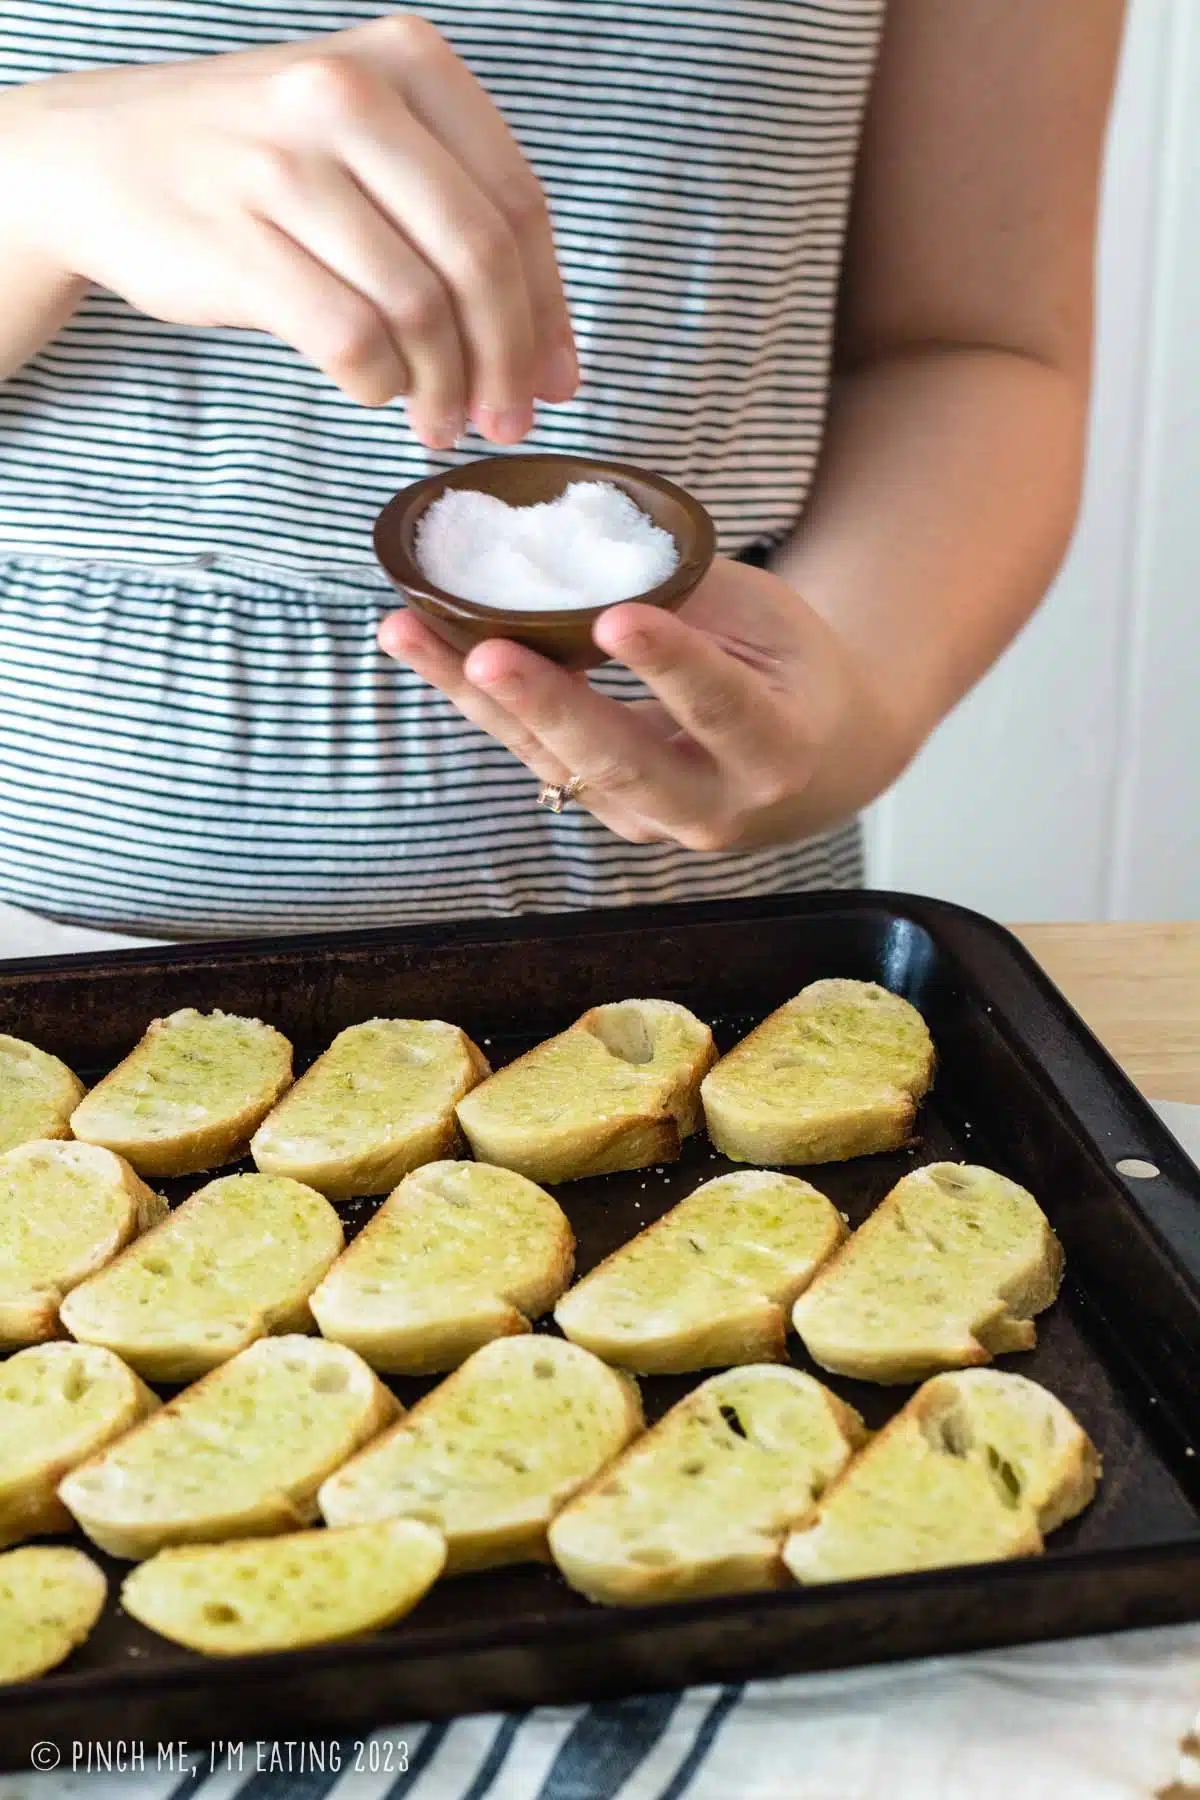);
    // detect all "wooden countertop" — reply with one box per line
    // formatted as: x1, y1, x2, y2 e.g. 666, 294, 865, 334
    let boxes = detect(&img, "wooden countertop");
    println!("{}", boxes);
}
1011, 923, 1200, 1104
